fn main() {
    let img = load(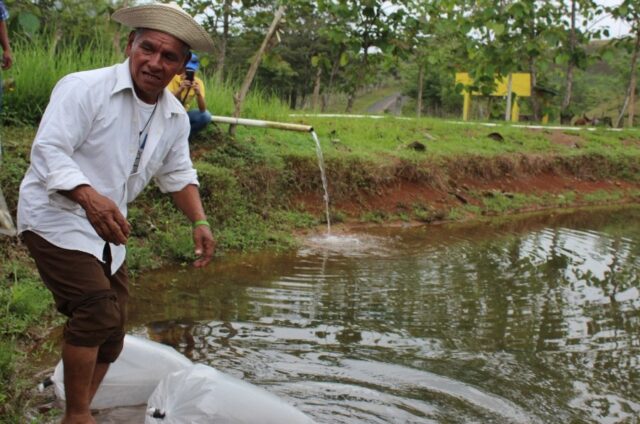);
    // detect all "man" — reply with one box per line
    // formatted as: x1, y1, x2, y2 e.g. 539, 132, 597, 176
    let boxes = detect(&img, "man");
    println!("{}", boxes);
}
0, 0, 13, 112
17, 3, 215, 424
168, 53, 211, 138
